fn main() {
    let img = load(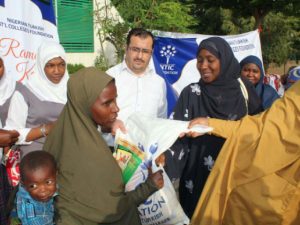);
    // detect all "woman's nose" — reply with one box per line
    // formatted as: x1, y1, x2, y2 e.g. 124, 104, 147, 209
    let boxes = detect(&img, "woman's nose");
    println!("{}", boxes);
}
247, 72, 253, 77
200, 61, 208, 69
112, 102, 119, 113
54, 66, 60, 73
